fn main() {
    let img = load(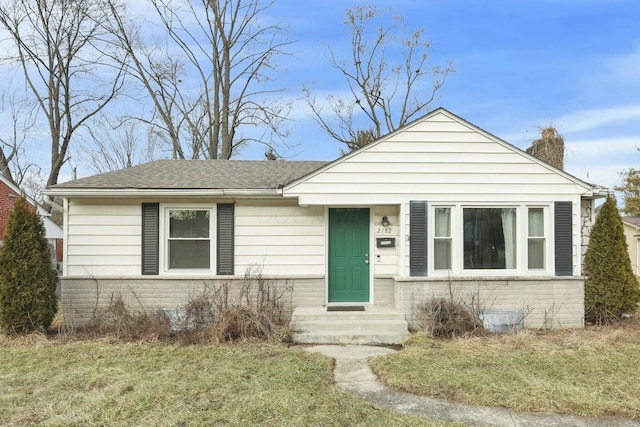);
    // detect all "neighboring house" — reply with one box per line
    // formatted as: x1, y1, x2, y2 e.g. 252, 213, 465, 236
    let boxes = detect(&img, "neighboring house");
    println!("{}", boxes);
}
622, 217, 640, 276
45, 108, 607, 342
0, 174, 63, 272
